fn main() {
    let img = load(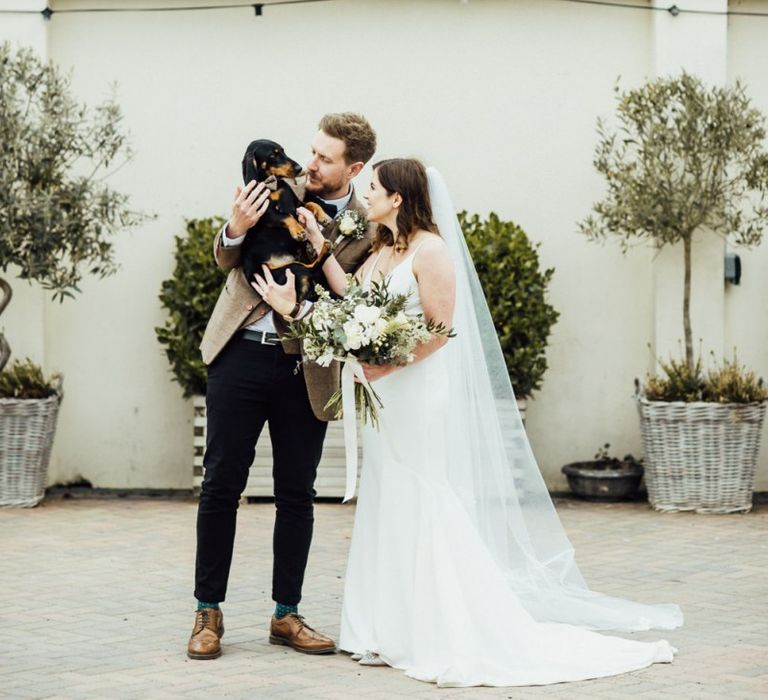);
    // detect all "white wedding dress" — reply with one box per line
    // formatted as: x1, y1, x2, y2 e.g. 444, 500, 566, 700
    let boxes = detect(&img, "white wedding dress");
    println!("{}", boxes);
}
338, 171, 682, 687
